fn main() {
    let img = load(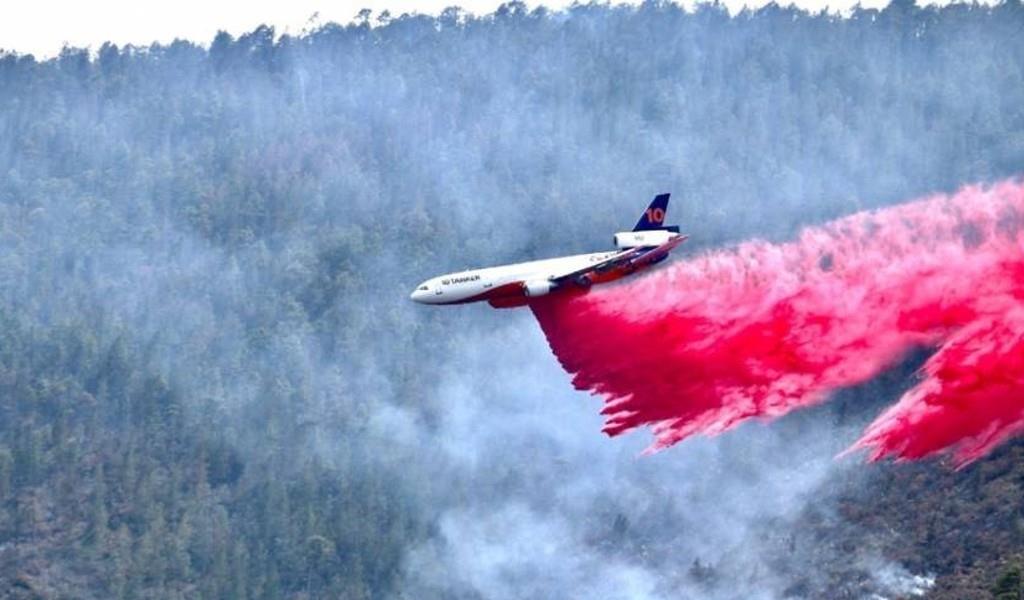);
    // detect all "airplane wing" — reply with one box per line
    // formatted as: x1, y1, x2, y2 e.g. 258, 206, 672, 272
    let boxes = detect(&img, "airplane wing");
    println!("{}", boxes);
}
549, 235, 689, 287
549, 248, 645, 286
628, 234, 689, 268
